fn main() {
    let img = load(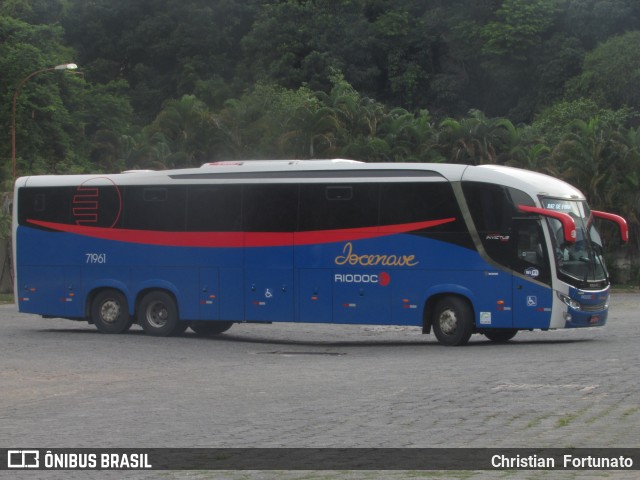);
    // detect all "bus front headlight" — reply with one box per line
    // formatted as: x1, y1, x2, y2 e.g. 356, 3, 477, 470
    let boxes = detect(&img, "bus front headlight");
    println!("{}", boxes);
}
557, 292, 581, 311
